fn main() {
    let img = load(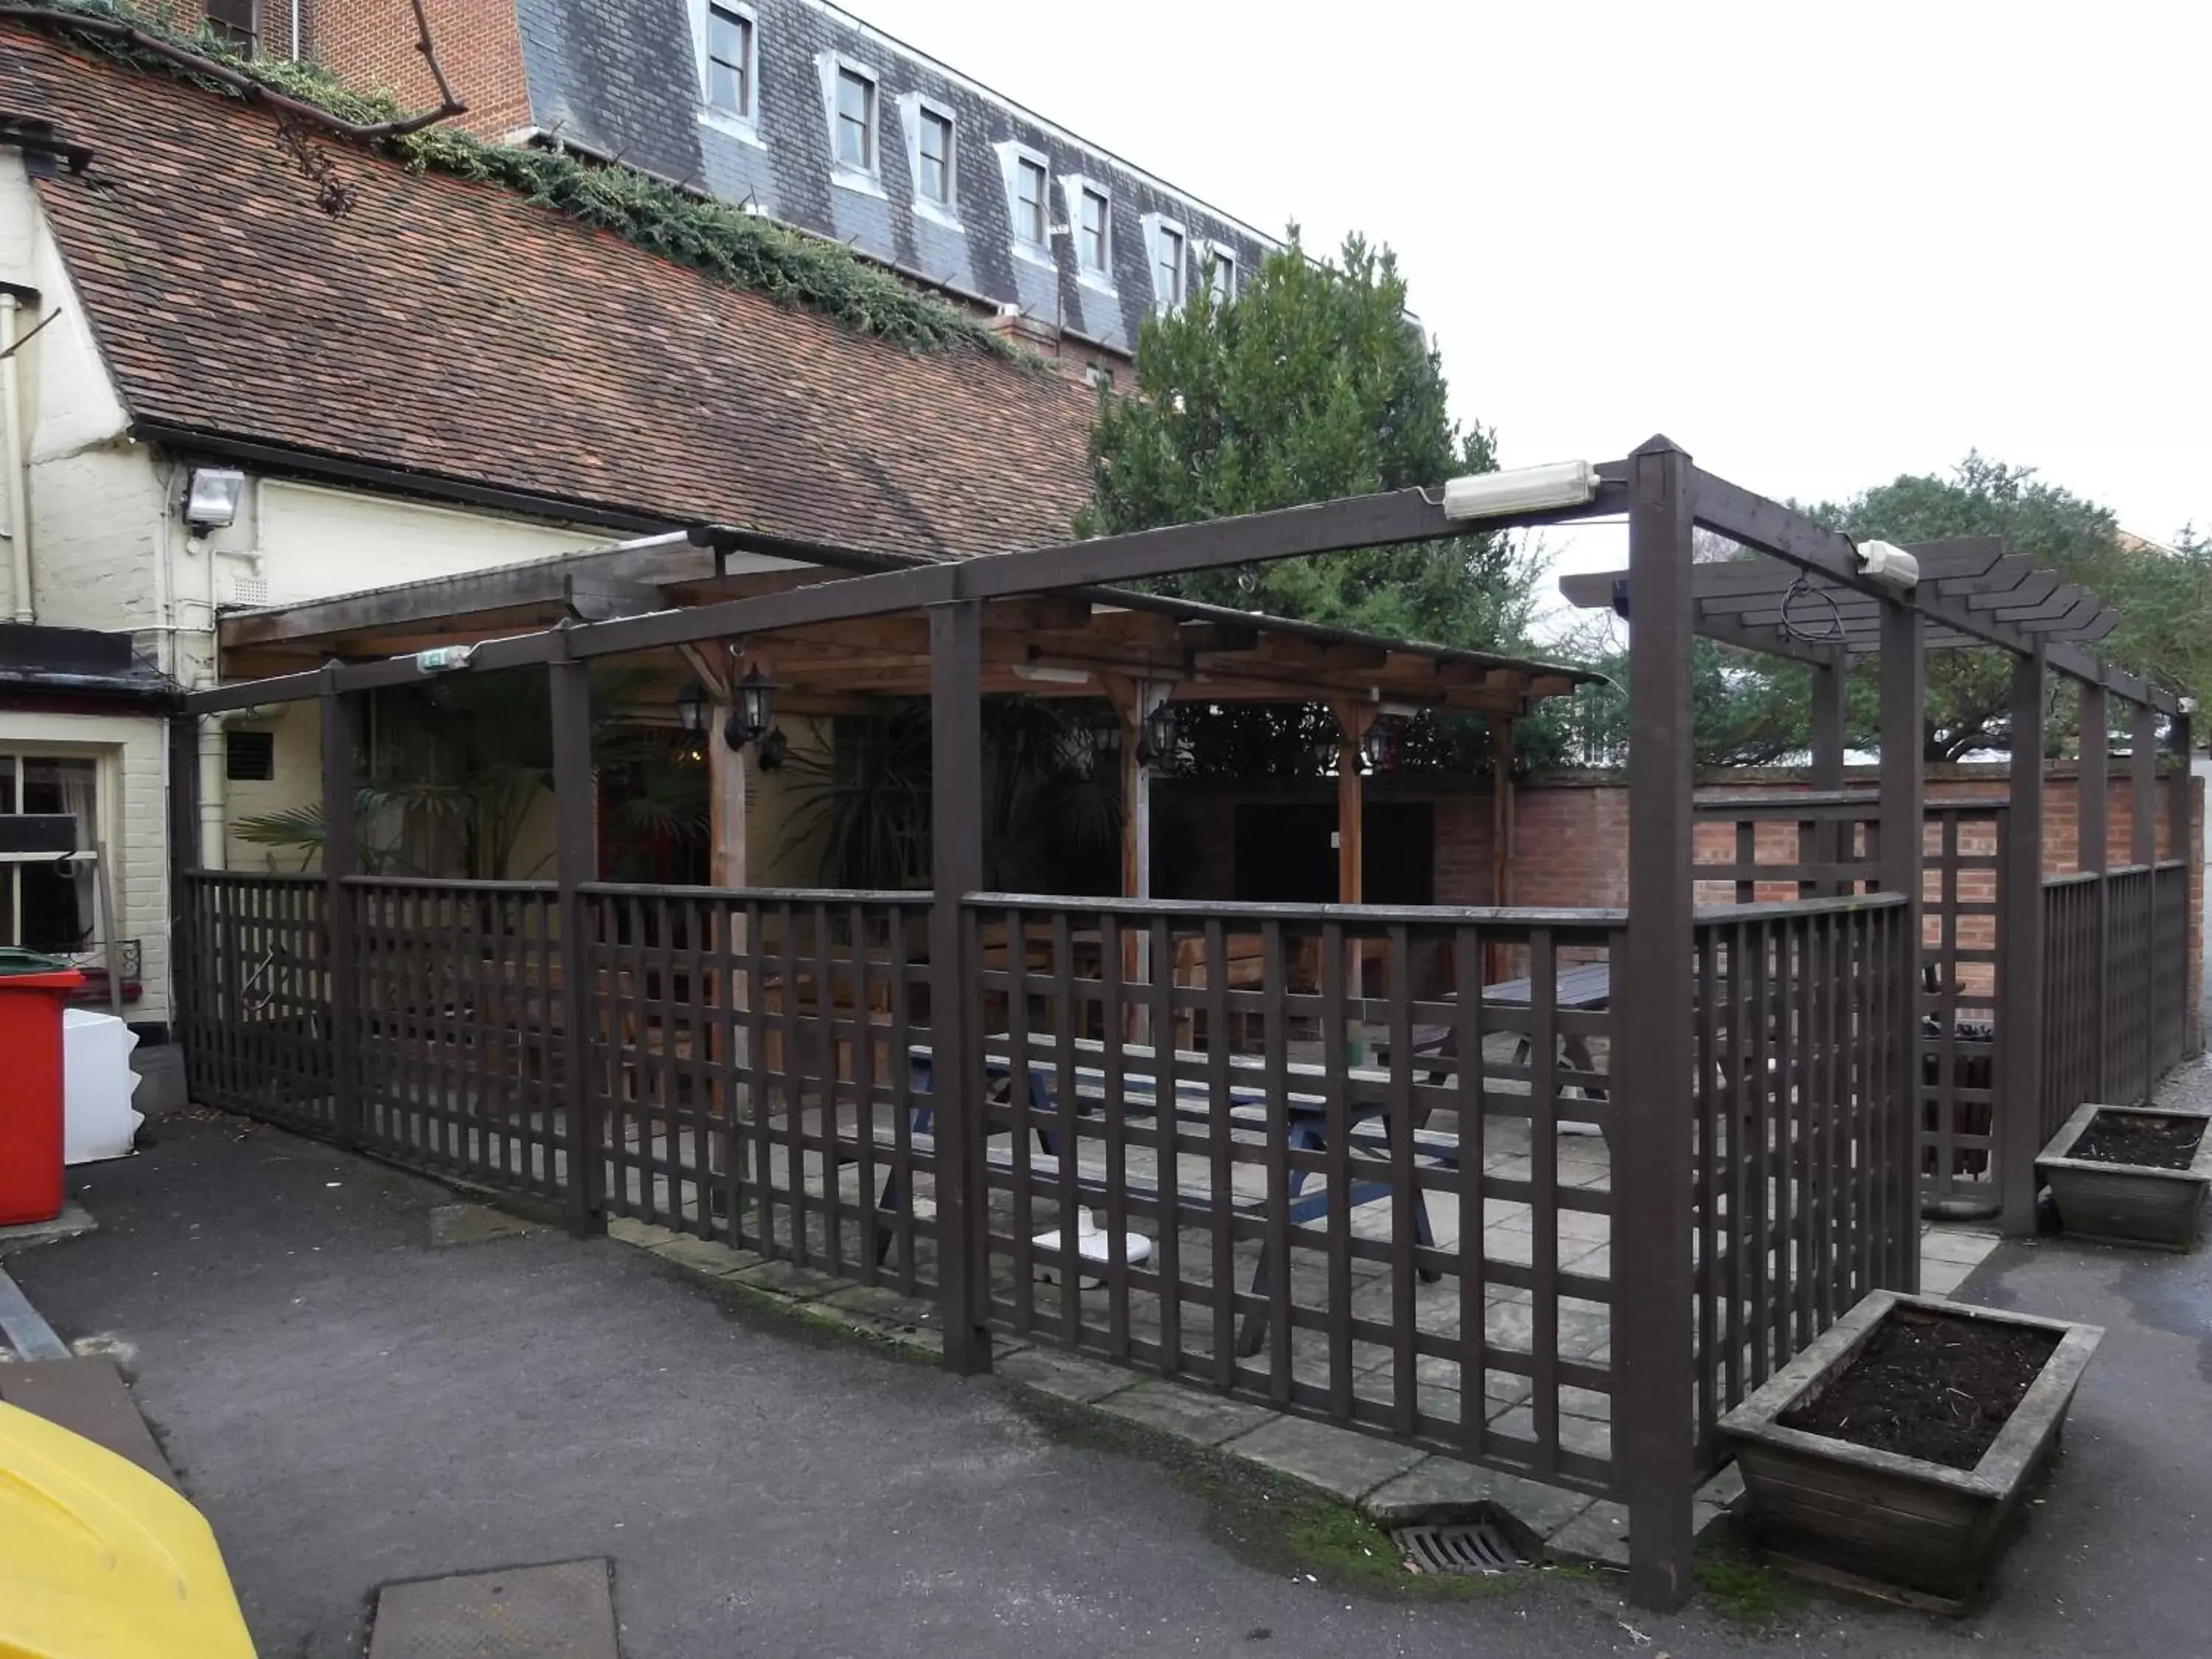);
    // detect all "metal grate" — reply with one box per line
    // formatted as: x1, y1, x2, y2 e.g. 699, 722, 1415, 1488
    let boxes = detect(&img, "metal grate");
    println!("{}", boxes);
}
1391, 1520, 1521, 1575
